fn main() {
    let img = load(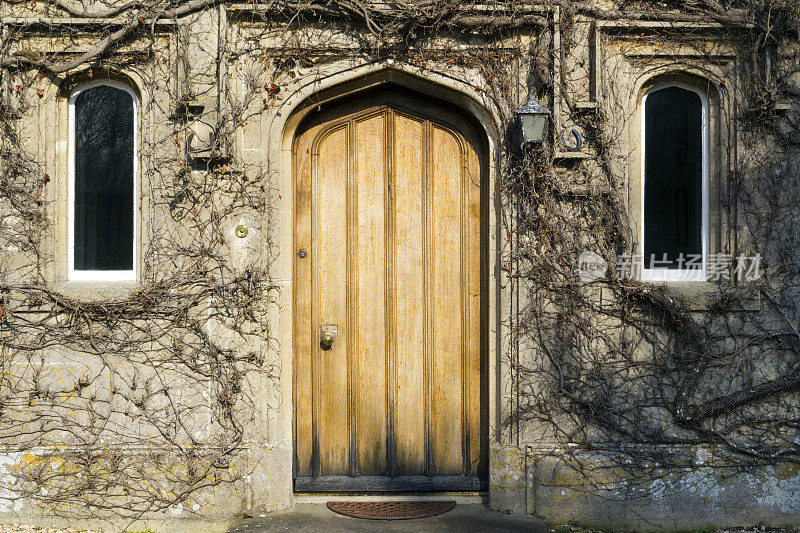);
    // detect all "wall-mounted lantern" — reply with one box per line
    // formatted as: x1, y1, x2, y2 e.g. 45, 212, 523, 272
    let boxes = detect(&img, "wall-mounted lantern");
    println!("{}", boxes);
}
516, 94, 551, 146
